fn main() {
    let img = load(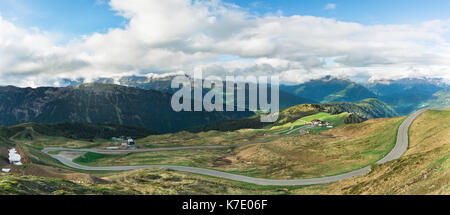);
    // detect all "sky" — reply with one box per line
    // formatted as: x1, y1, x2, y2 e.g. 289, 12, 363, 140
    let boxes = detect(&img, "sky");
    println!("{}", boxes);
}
0, 0, 450, 87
